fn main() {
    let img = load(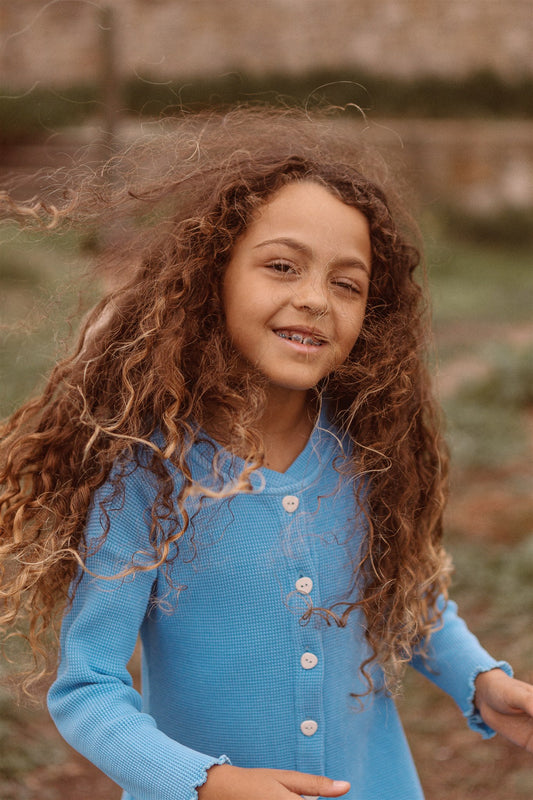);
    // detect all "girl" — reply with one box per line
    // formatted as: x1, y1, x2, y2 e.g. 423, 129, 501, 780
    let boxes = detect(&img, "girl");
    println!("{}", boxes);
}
1, 108, 532, 800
